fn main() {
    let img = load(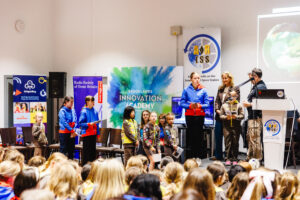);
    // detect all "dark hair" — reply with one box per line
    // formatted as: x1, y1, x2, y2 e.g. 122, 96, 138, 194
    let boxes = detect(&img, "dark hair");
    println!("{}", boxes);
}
123, 106, 135, 120
228, 165, 245, 182
21, 103, 28, 112
14, 168, 38, 197
158, 114, 166, 128
85, 95, 94, 106
252, 68, 262, 78
160, 156, 174, 171
207, 163, 225, 183
81, 163, 92, 181
141, 110, 150, 128
127, 174, 162, 200
60, 96, 74, 109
